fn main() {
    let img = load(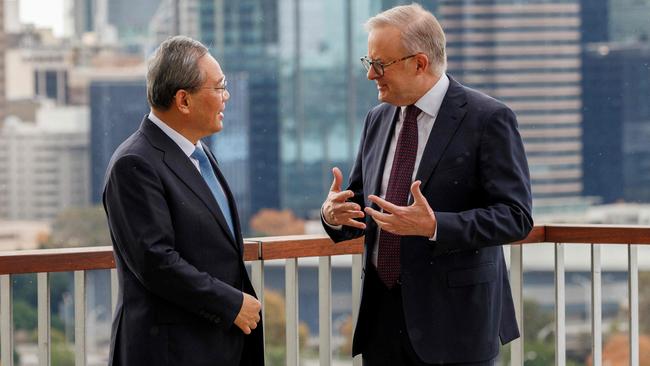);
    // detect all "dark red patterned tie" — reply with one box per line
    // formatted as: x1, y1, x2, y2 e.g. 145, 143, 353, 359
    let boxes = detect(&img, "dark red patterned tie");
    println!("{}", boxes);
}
377, 104, 421, 288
